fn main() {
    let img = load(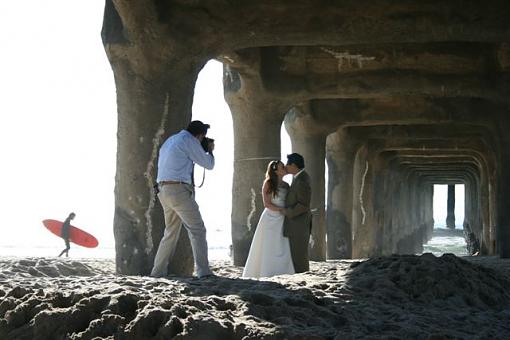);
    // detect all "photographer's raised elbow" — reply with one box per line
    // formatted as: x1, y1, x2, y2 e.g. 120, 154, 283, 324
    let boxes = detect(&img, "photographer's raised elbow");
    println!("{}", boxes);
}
205, 158, 215, 170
